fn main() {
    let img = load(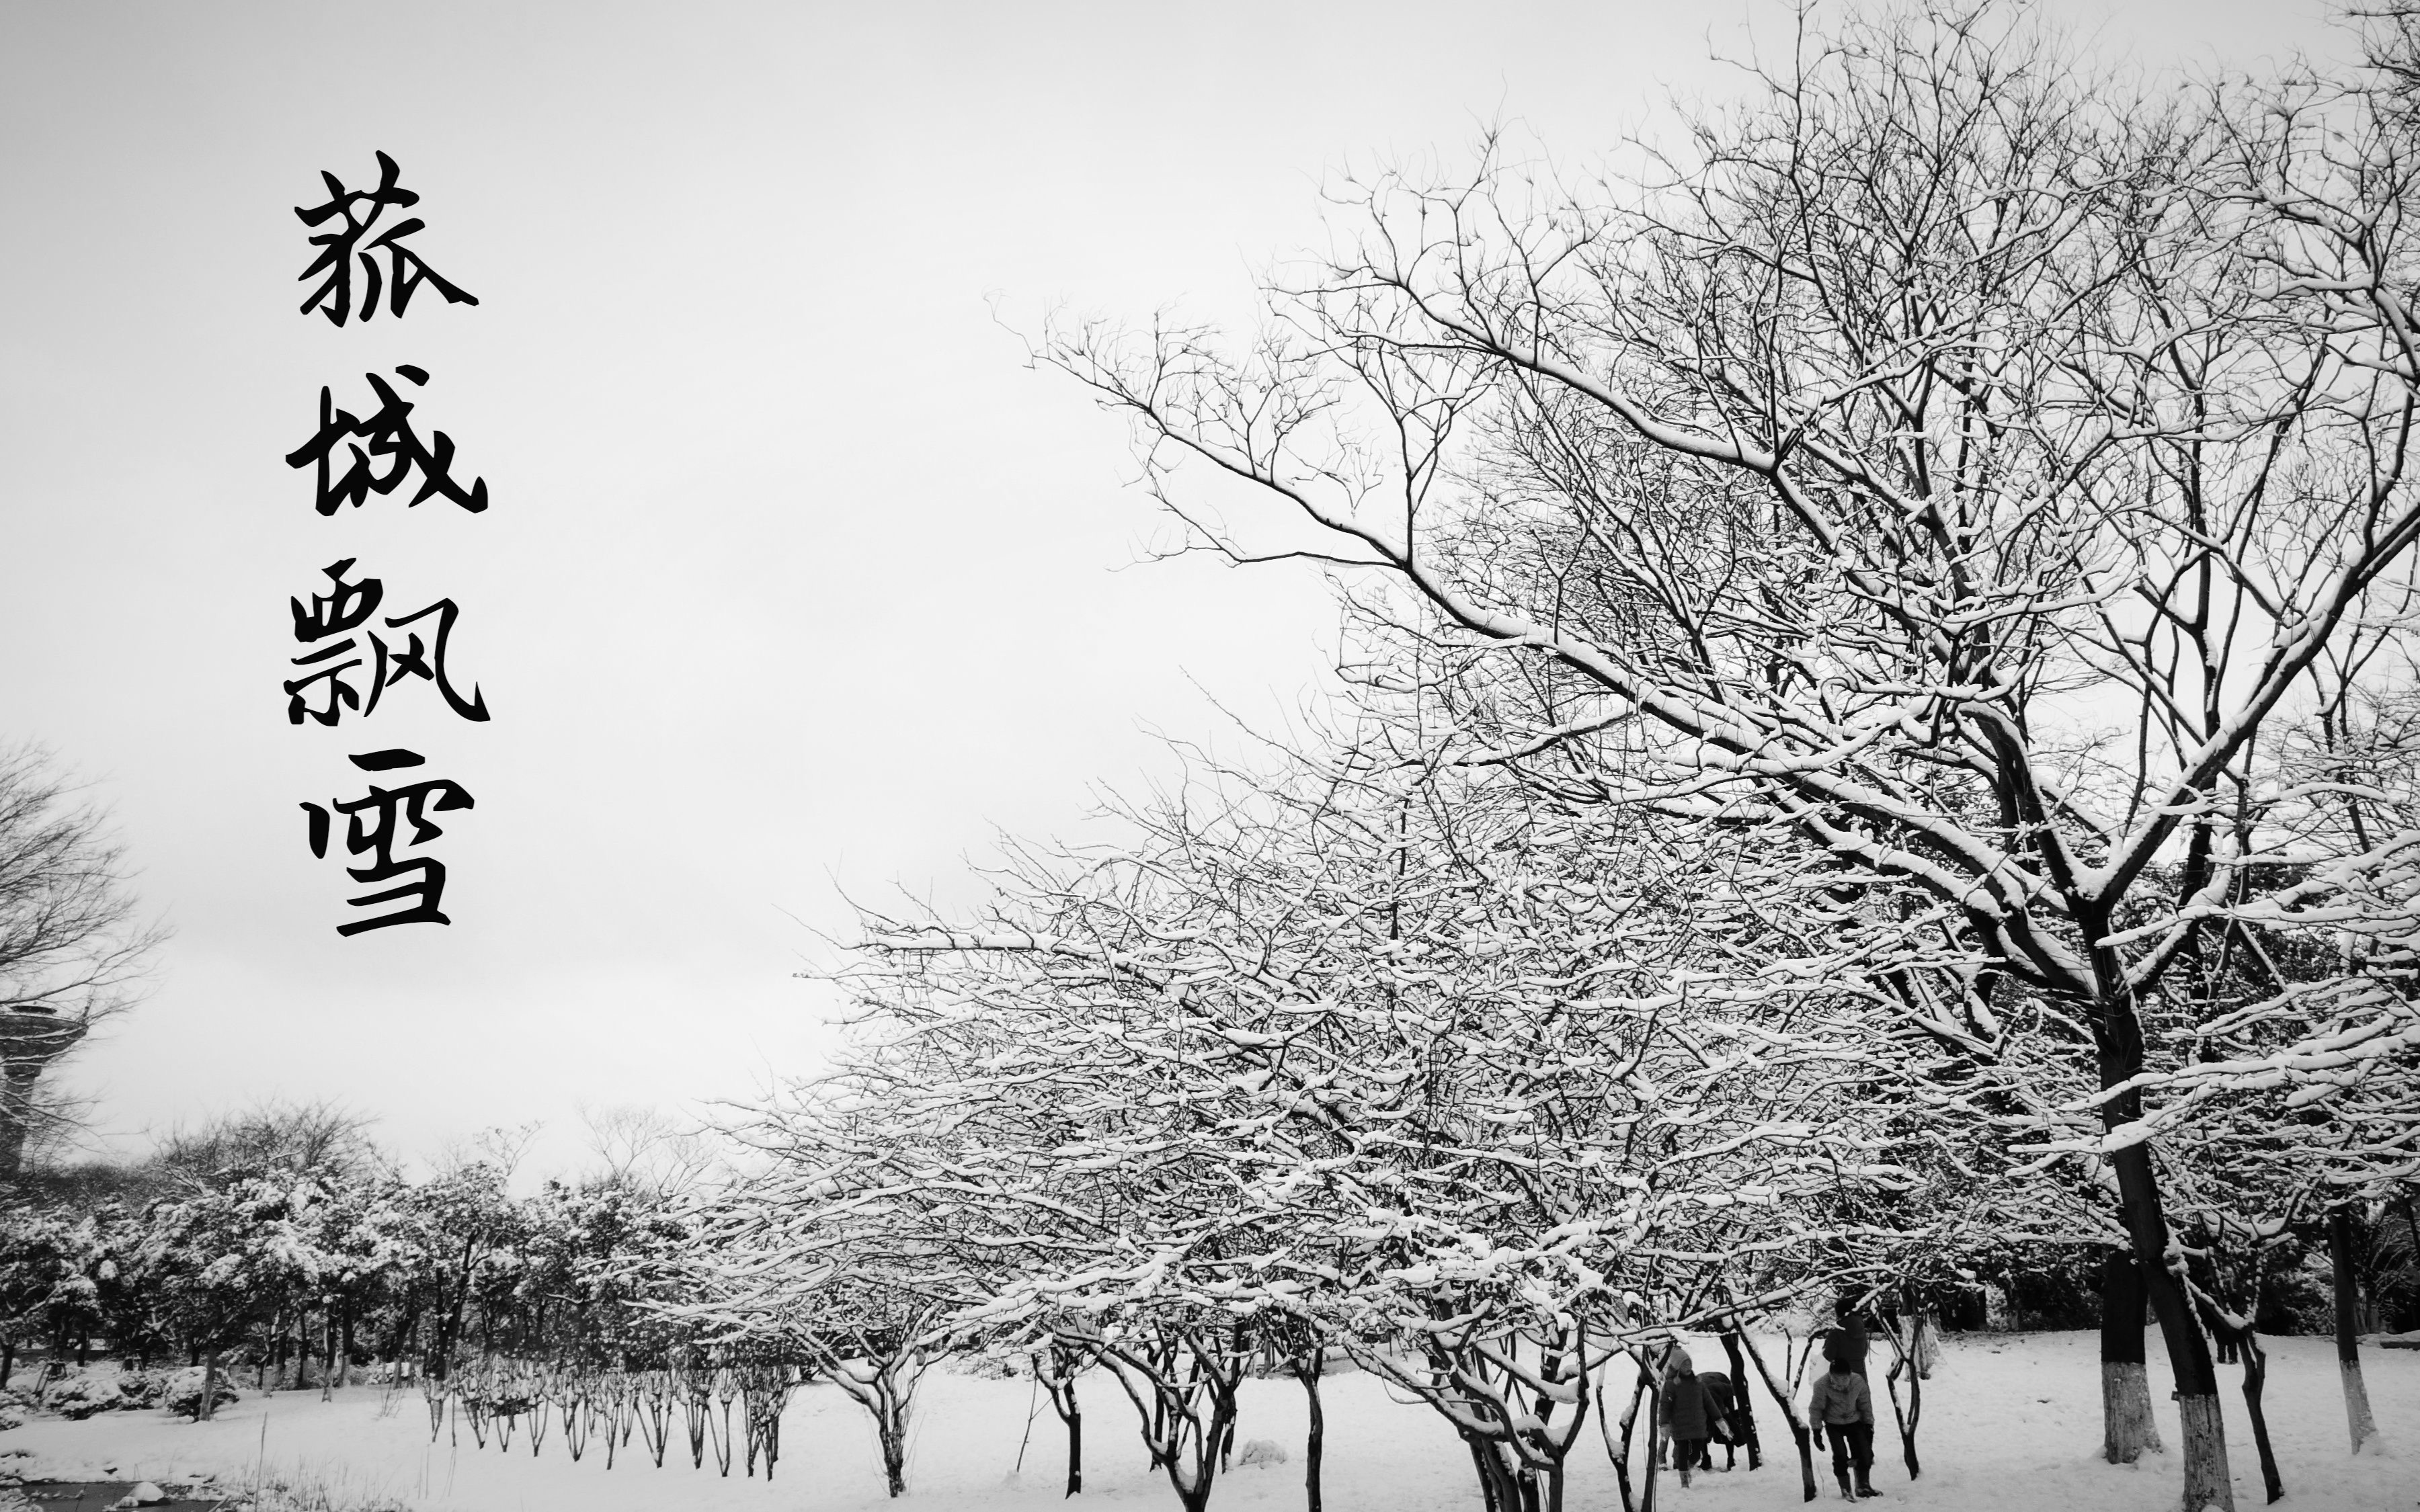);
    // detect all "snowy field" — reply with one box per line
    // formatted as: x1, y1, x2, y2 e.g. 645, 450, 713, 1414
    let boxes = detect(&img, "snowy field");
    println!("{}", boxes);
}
5, 1333, 2414, 1512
